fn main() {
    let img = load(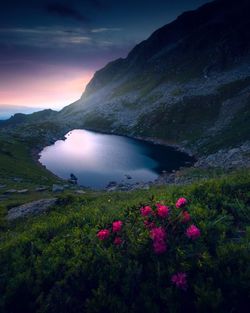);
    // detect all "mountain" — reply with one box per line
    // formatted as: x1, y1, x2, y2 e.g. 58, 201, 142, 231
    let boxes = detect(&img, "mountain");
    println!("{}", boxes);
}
1, 109, 58, 126
0, 105, 44, 120
1, 0, 250, 167
58, 0, 250, 157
